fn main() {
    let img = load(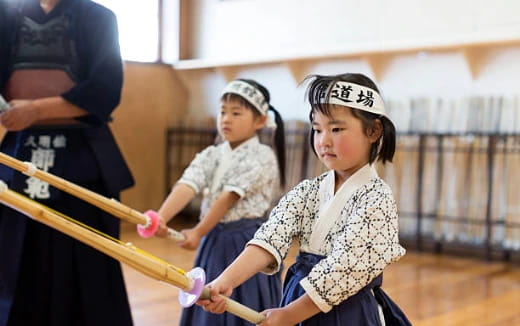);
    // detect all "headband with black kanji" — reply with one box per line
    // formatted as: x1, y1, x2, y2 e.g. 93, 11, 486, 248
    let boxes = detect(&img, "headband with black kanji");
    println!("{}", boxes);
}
323, 81, 387, 117
222, 80, 276, 128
